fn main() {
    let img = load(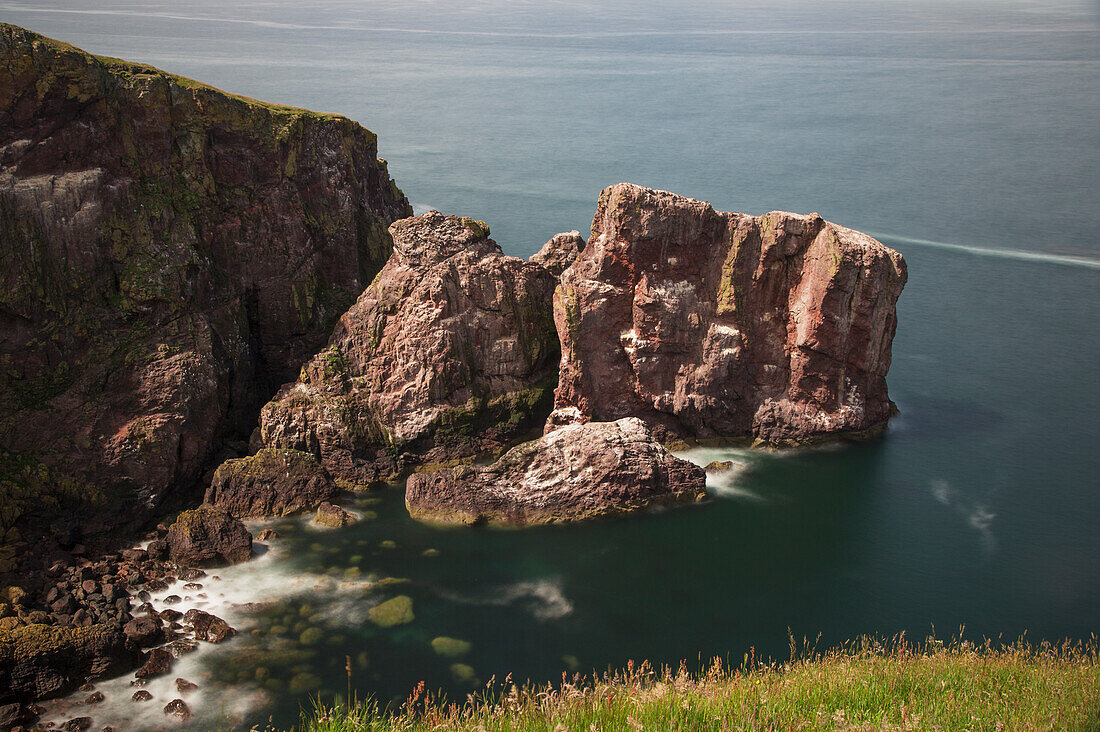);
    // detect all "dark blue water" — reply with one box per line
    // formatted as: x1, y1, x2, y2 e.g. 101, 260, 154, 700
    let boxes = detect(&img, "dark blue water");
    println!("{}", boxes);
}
10, 1, 1099, 728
